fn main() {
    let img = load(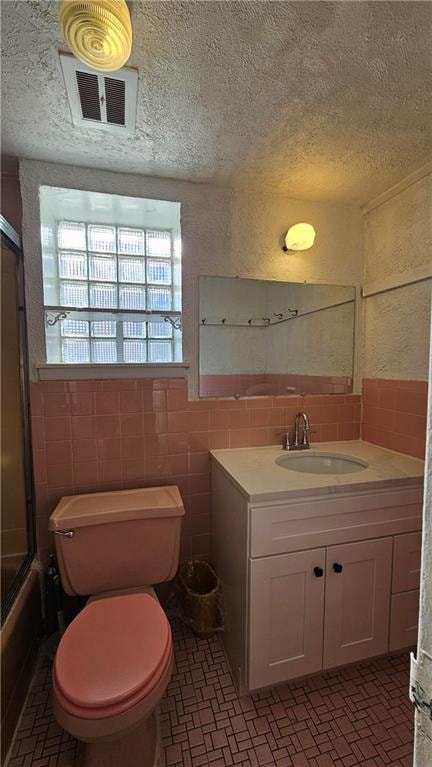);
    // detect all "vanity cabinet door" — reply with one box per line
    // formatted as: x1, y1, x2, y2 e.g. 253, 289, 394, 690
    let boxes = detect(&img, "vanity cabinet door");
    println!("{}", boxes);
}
389, 590, 420, 651
249, 548, 325, 690
323, 537, 392, 669
392, 531, 421, 593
